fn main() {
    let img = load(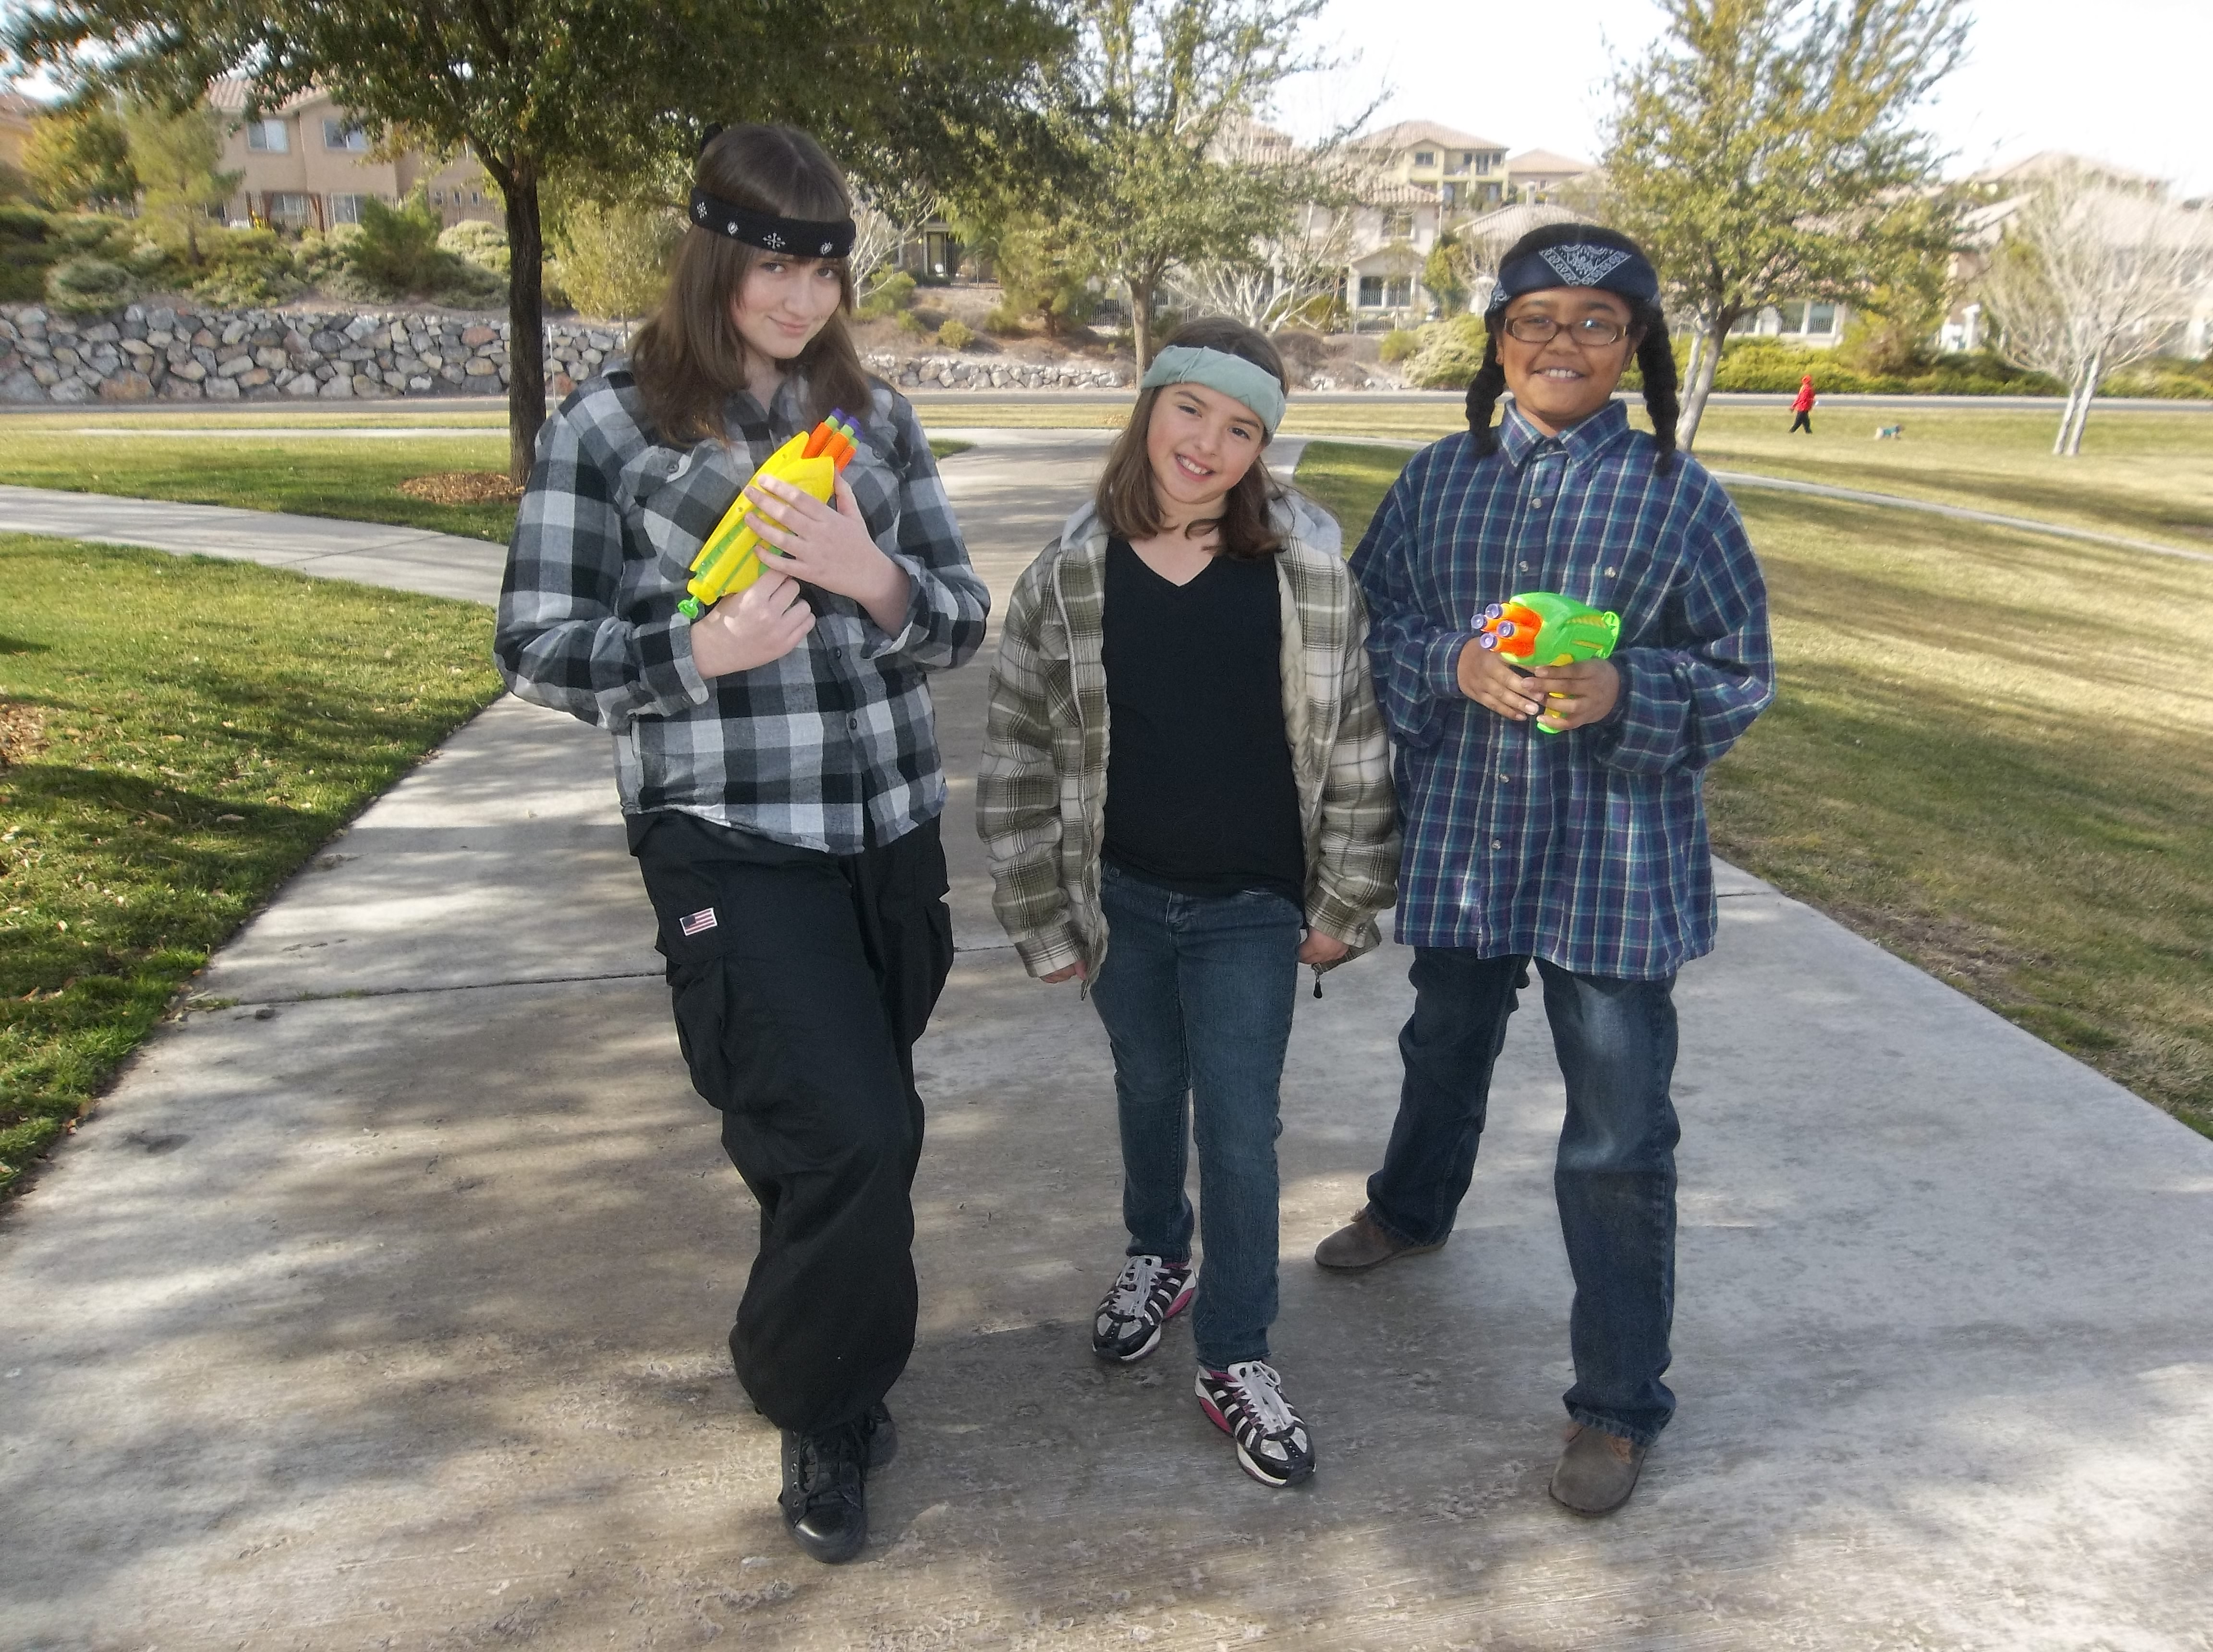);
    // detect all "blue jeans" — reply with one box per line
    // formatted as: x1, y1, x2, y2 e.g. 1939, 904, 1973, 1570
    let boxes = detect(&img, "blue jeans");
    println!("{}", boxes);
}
1090, 864, 1302, 1370
1366, 949, 1681, 1446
